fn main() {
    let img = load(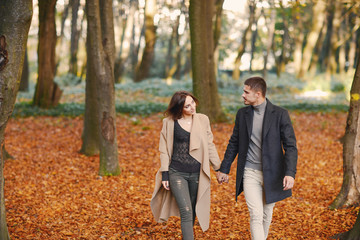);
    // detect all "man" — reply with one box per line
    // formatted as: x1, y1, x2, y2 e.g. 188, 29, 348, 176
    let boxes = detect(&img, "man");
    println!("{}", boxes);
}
216, 76, 297, 240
